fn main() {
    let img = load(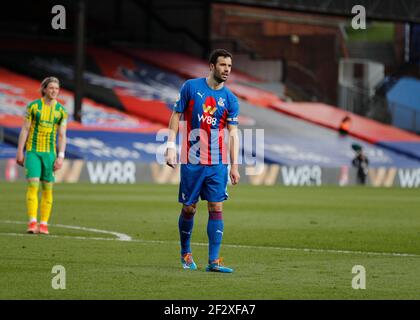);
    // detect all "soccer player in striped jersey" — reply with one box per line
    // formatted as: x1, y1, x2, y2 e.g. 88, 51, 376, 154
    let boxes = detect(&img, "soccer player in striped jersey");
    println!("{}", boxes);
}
16, 77, 68, 235
165, 49, 240, 273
